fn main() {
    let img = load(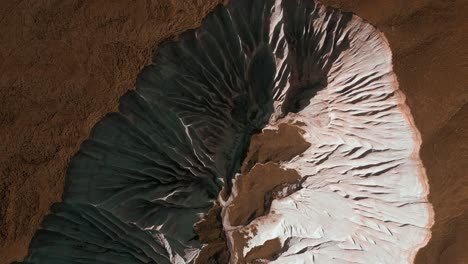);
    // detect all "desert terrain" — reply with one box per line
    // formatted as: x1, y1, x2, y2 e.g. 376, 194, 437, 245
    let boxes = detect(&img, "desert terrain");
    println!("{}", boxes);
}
0, 0, 466, 263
